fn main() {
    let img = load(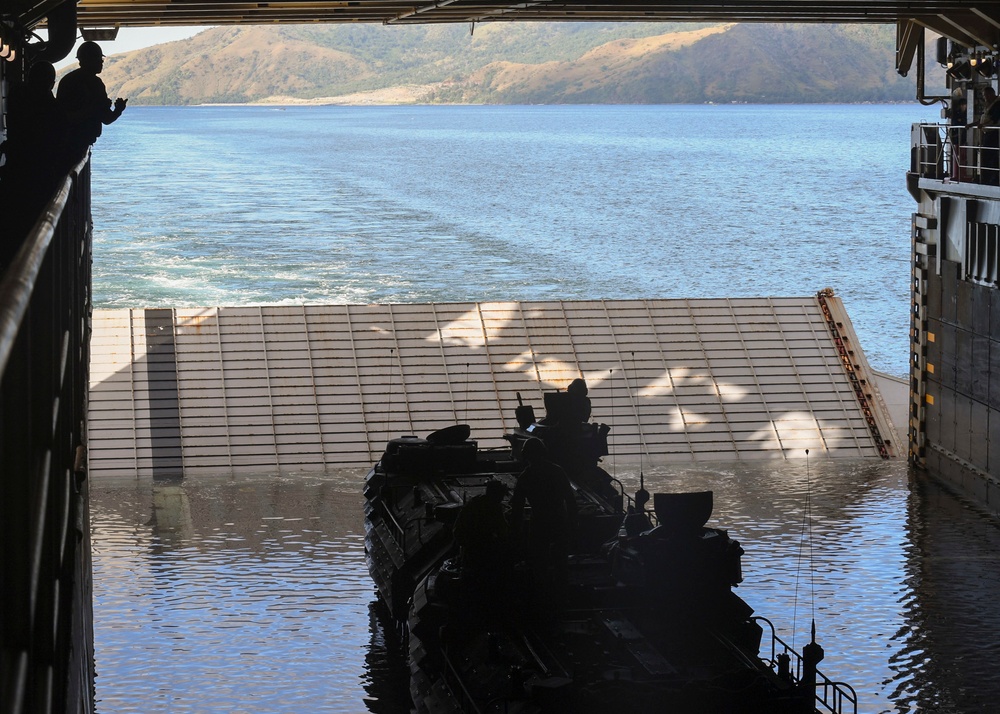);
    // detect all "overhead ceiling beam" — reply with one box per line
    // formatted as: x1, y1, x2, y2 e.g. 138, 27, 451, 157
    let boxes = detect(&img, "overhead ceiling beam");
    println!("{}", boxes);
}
896, 18, 921, 76
14, 0, 73, 31
50, 0, 1000, 32
388, 0, 466, 25
971, 7, 1000, 32
464, 2, 547, 23
936, 11, 1000, 48
911, 13, 993, 49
